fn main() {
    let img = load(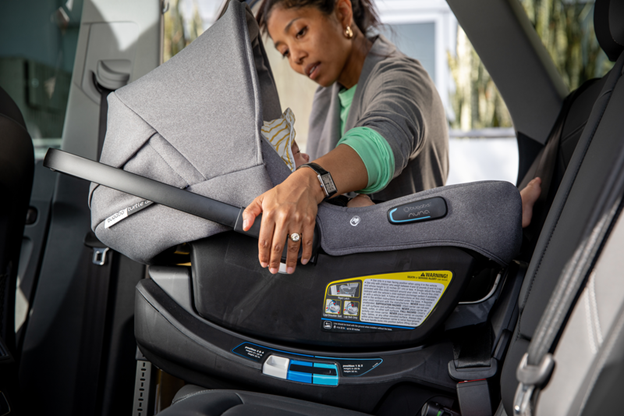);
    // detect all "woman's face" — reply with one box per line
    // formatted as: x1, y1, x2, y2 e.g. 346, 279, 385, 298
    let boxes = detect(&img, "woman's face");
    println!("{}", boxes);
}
267, 5, 351, 87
